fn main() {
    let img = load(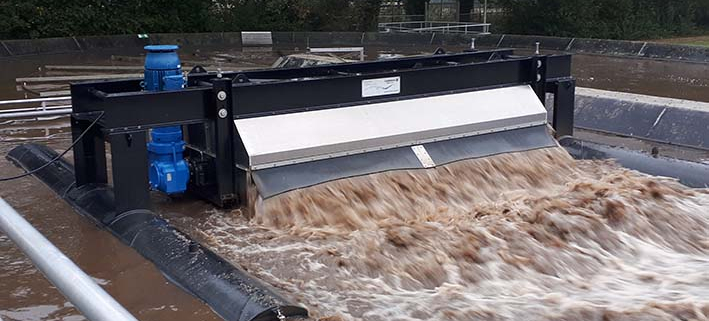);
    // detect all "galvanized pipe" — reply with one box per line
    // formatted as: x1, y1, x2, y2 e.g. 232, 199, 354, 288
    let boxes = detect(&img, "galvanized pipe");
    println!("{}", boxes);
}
0, 96, 71, 106
0, 198, 139, 321
0, 108, 72, 119
0, 104, 72, 114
